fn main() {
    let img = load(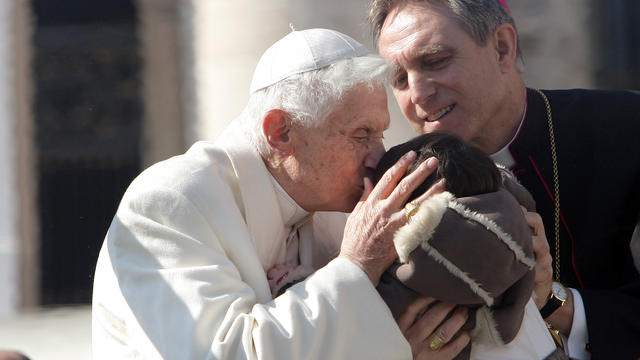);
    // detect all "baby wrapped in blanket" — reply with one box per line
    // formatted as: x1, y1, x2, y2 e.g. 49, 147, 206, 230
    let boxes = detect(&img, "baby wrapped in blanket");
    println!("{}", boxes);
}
375, 132, 561, 360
